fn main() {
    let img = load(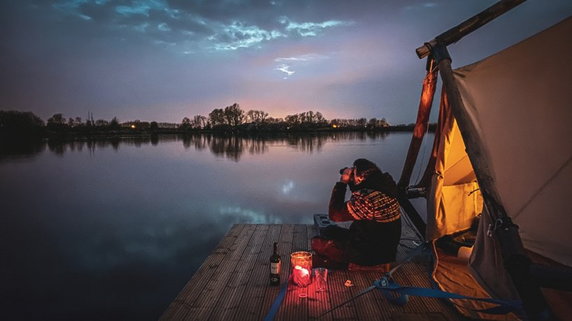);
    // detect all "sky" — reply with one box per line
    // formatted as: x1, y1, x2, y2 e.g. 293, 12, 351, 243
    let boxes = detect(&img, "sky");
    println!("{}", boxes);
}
1, 0, 571, 124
